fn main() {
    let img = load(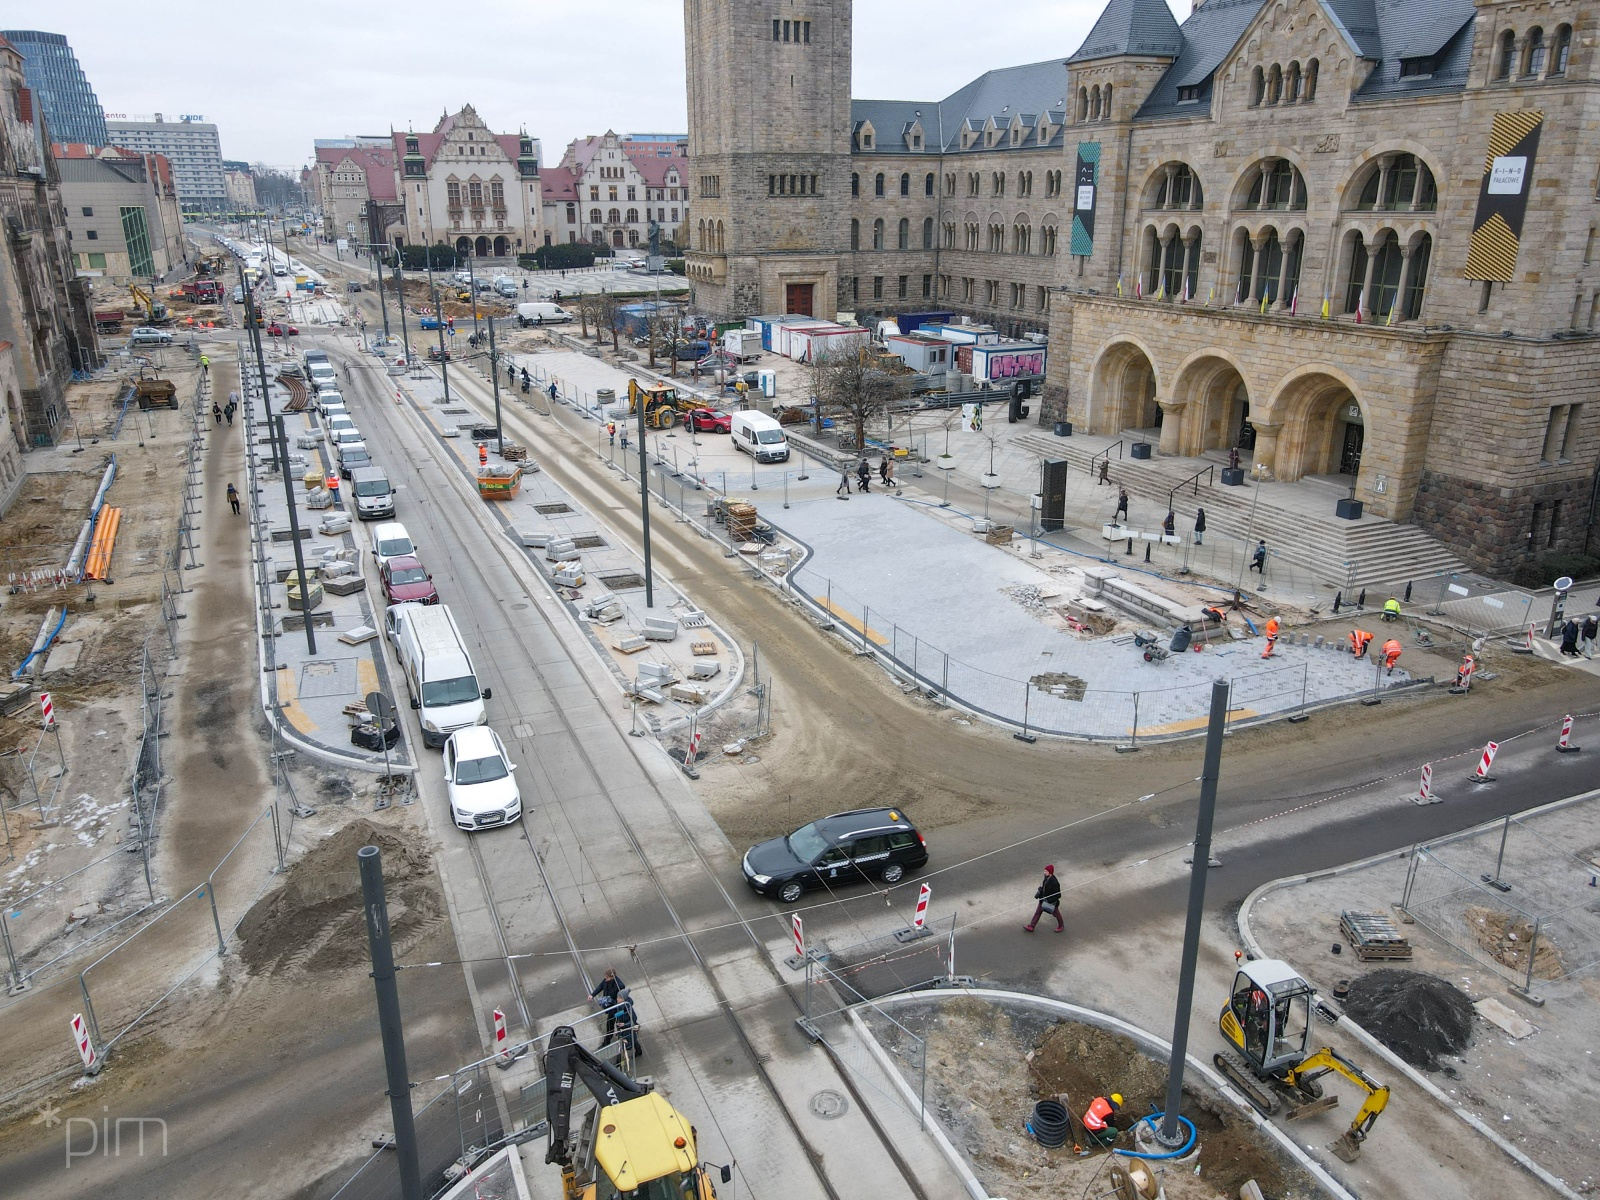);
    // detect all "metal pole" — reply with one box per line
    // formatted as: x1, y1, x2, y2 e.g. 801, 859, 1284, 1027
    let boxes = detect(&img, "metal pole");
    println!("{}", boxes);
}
487, 314, 503, 452
373, 246, 392, 341
464, 250, 481, 345
427, 258, 452, 404
1487, 815, 1513, 891
1014, 681, 1036, 743
394, 259, 412, 364
637, 384, 654, 608
358, 845, 424, 1200
275, 412, 317, 654
1159, 679, 1230, 1146
239, 265, 278, 472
